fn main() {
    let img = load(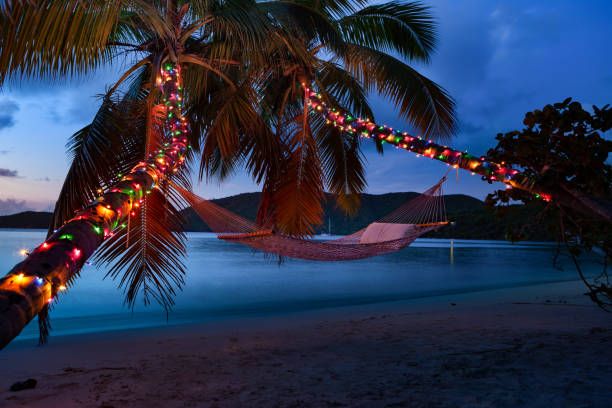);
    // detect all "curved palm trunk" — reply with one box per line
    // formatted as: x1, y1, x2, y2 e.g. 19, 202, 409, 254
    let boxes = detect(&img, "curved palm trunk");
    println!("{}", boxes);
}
0, 62, 186, 350
305, 87, 612, 222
